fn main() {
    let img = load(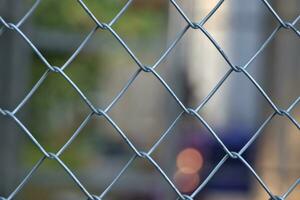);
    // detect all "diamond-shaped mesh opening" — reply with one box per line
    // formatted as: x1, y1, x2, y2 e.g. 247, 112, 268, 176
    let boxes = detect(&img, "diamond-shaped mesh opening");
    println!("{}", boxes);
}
59, 115, 134, 197
63, 28, 140, 108
108, 71, 182, 151
245, 28, 300, 109
175, 29, 229, 107
150, 113, 226, 196
15, 0, 96, 66
16, 71, 91, 151
110, 0, 170, 65
197, 71, 274, 148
